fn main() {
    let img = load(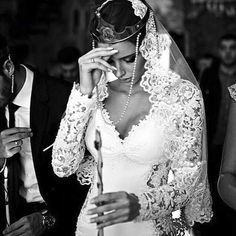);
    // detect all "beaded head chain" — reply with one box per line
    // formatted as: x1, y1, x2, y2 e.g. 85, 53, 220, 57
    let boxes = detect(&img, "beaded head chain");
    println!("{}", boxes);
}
90, 0, 149, 44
